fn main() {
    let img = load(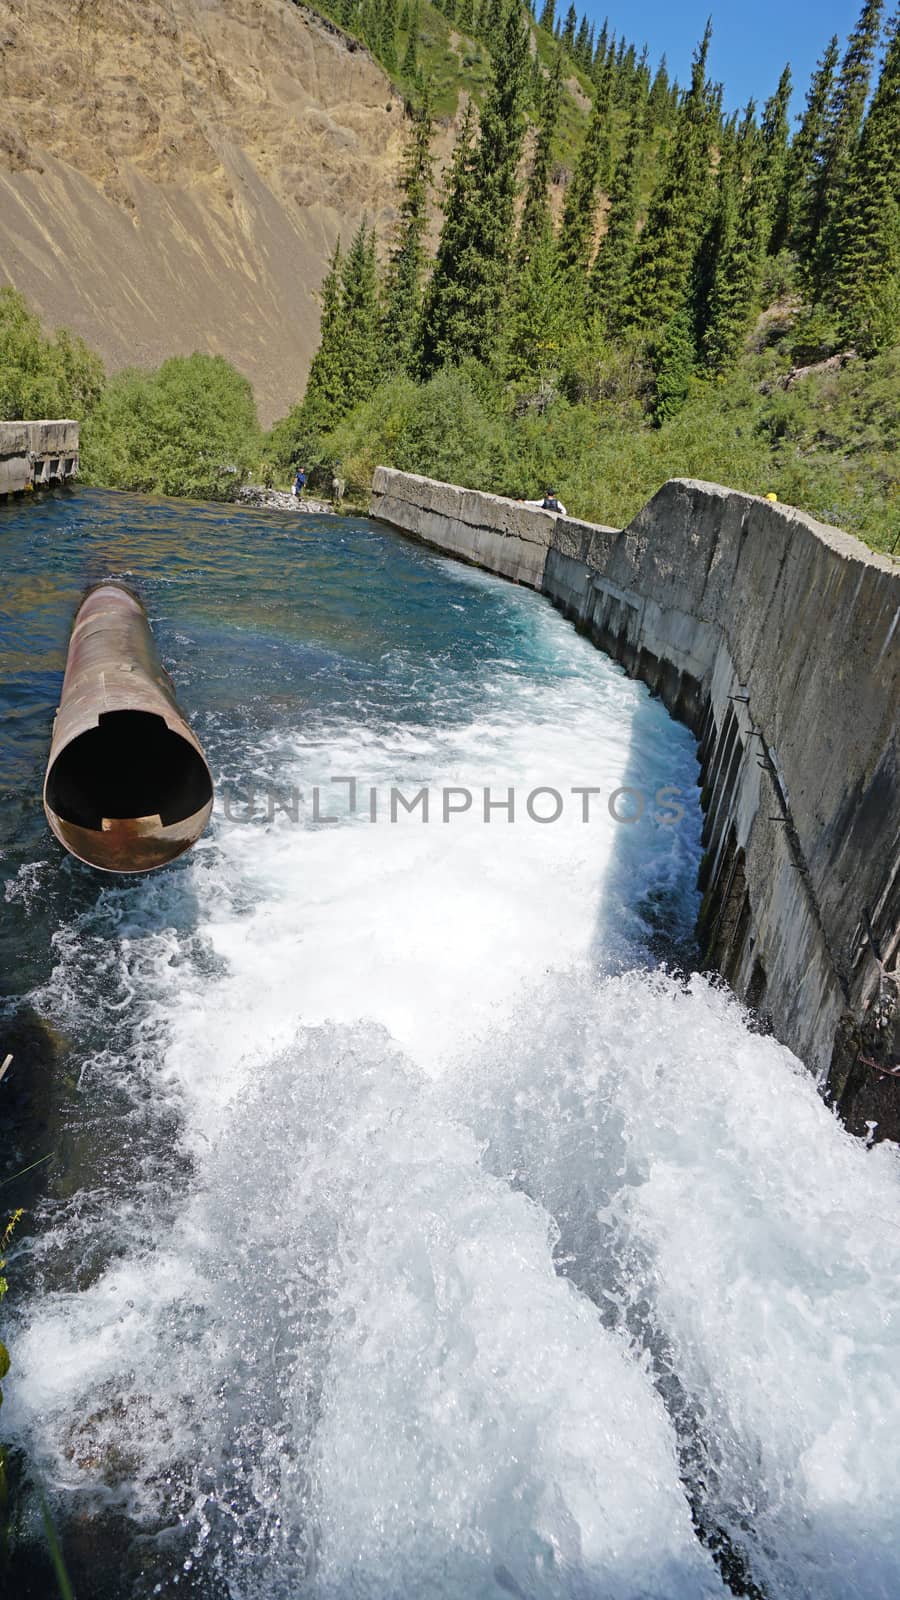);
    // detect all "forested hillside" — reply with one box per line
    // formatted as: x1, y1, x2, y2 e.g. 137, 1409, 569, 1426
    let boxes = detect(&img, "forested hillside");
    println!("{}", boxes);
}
273, 0, 899, 551
2, 0, 897, 548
